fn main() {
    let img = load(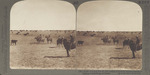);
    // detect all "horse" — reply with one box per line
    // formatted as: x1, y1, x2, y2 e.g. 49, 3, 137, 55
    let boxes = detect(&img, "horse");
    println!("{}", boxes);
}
101, 37, 111, 44
45, 36, 52, 44
112, 37, 119, 44
35, 36, 45, 43
63, 38, 76, 57
128, 40, 142, 58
